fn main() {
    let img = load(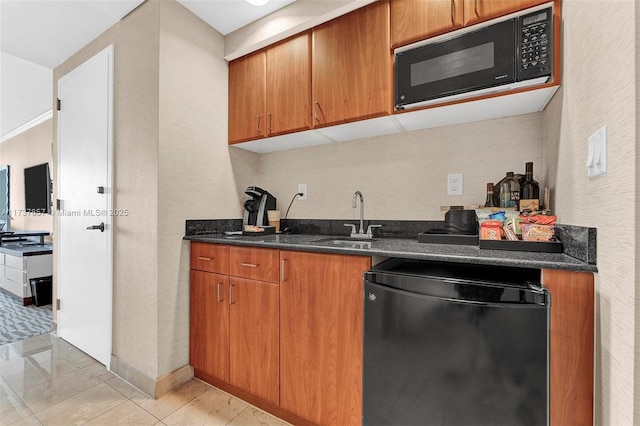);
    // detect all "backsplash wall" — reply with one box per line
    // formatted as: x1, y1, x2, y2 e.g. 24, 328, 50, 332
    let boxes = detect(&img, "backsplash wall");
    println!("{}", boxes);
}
241, 112, 544, 221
